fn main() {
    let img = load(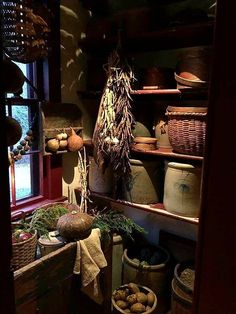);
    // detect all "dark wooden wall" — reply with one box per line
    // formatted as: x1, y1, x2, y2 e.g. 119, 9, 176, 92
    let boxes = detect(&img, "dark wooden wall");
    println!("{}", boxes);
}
194, 1, 236, 314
